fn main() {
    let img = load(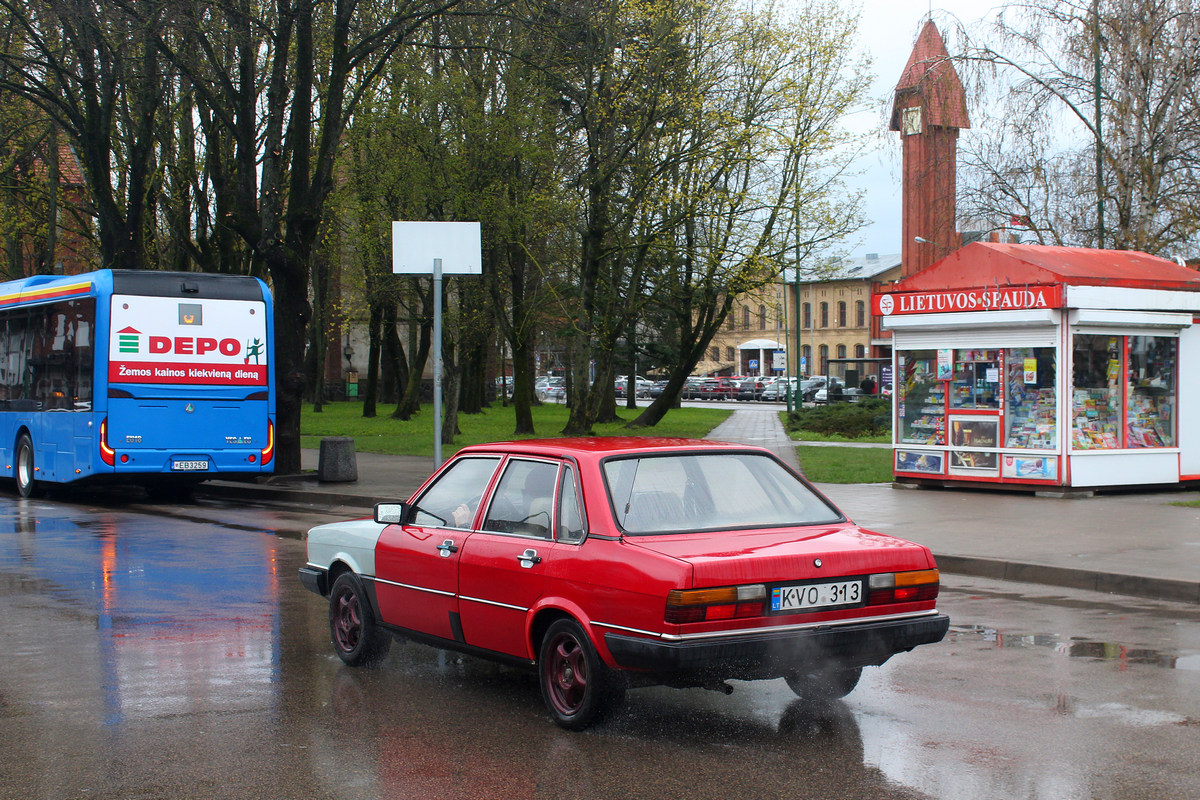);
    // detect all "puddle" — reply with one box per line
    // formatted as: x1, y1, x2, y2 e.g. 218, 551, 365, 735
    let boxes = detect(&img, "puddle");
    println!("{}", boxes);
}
949, 624, 1196, 670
